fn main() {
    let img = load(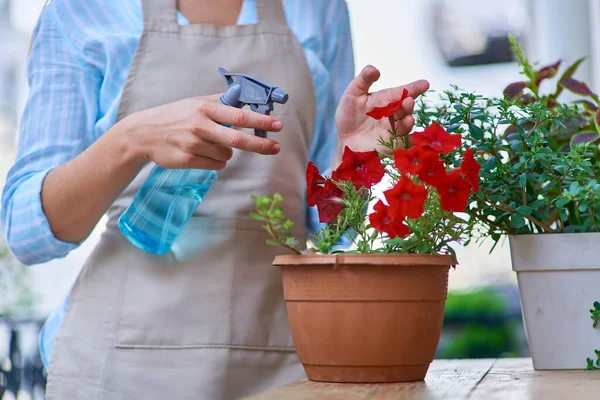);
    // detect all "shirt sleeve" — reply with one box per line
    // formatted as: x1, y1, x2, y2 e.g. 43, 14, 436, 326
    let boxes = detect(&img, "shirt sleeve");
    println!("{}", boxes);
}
306, 0, 355, 235
1, 7, 101, 265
